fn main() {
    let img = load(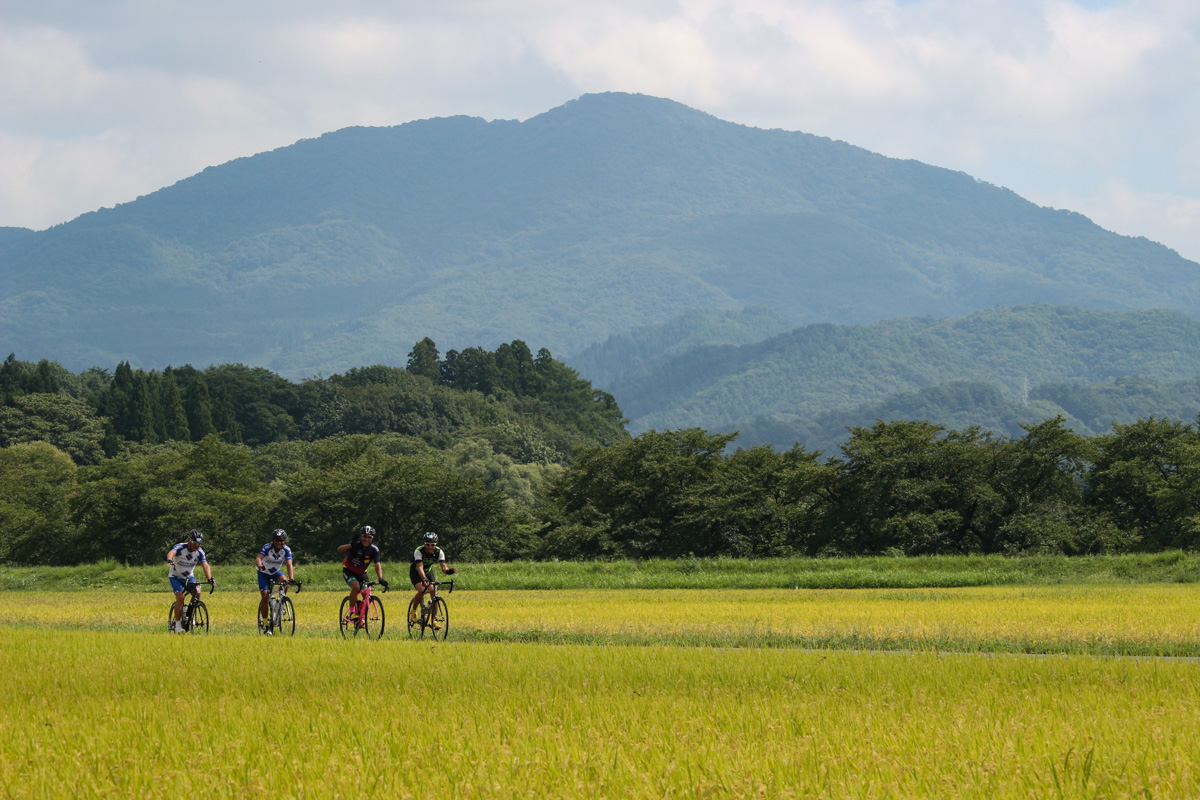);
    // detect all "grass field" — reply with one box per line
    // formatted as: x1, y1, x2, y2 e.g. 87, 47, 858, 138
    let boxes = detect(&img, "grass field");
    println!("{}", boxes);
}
5, 577, 1200, 797
7, 550, 1200, 592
